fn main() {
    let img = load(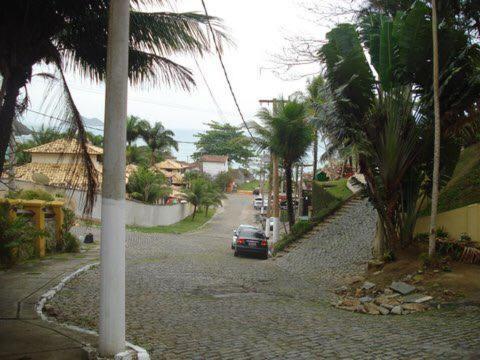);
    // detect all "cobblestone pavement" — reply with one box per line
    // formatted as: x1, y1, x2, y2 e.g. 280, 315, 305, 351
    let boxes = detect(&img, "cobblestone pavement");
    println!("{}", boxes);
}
52, 195, 480, 359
